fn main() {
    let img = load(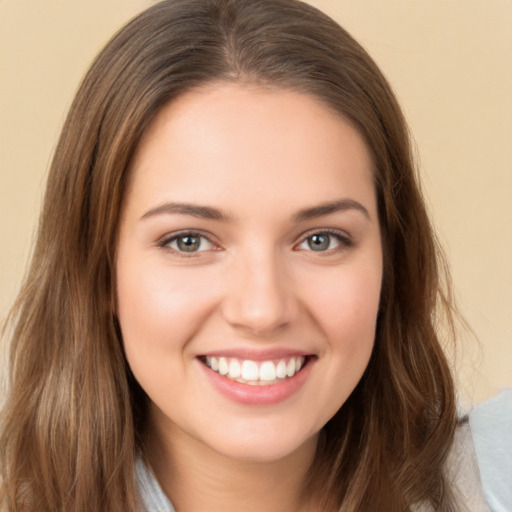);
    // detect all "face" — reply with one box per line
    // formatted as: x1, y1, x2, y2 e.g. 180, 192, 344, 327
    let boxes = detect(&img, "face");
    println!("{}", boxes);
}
116, 83, 382, 464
